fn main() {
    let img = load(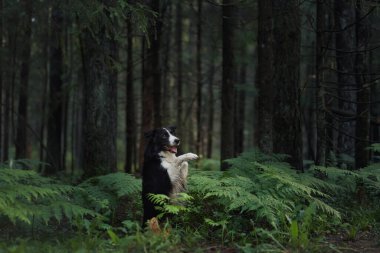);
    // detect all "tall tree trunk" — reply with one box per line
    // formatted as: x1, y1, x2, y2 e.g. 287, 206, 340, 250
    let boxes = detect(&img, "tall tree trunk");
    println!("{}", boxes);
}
4, 27, 18, 161
81, 1, 118, 178
139, 0, 162, 167
355, 2, 370, 169
62, 22, 70, 172
315, 0, 328, 166
39, 6, 50, 171
125, 19, 135, 173
335, 0, 356, 158
138, 38, 146, 168
46, 3, 64, 174
221, 0, 236, 170
0, 0, 3, 162
176, 2, 183, 133
196, 0, 203, 156
273, 0, 303, 171
370, 50, 379, 145
207, 48, 216, 159
15, 0, 32, 159
234, 64, 246, 155
151, 1, 162, 128
162, 3, 172, 125
256, 0, 274, 154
